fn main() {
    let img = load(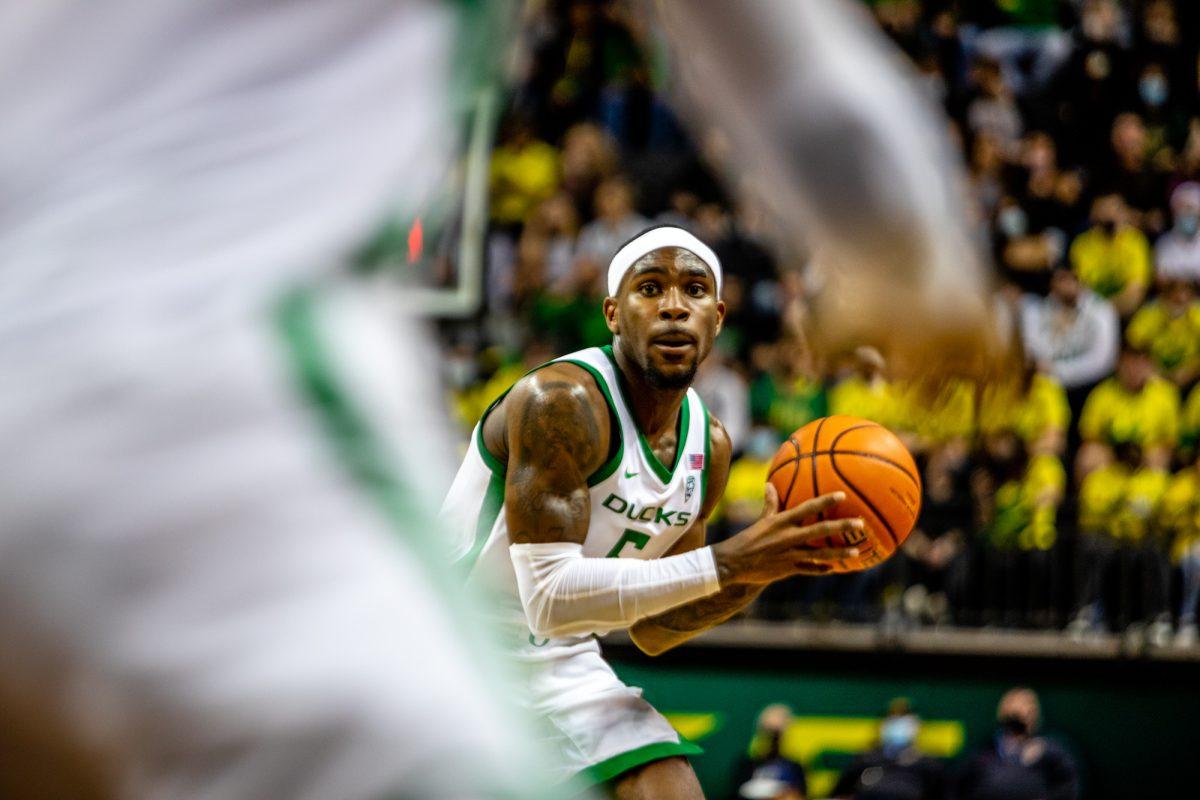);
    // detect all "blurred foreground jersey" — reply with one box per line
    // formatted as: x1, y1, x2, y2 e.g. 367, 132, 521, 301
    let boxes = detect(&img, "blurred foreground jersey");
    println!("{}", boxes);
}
0, 2, 571, 799
0, 0, 453, 340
